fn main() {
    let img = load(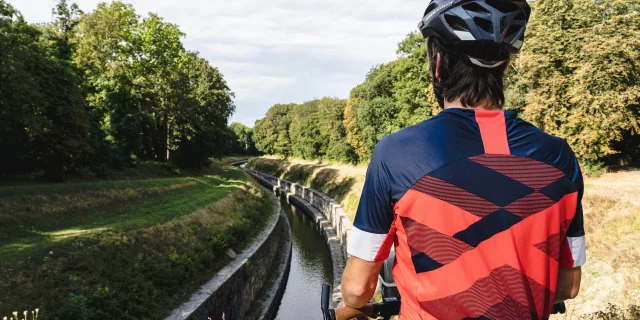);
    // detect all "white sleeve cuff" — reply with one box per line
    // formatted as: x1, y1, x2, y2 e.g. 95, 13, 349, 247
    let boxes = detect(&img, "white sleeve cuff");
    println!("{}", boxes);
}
347, 226, 387, 262
568, 236, 586, 267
